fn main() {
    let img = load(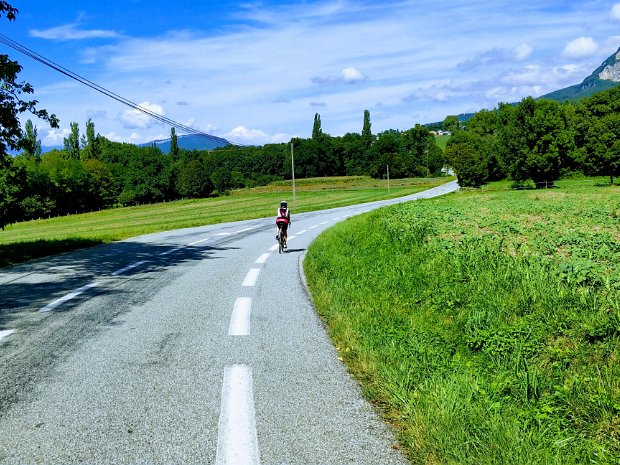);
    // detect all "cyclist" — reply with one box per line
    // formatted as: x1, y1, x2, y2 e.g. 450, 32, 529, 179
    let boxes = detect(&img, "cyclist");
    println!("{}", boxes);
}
276, 200, 291, 247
